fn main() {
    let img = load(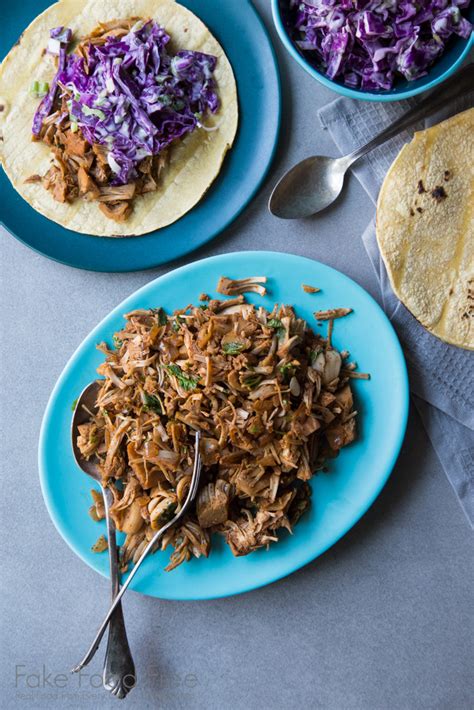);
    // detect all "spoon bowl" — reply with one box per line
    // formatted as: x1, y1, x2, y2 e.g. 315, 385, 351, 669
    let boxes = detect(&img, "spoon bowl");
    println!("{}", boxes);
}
269, 156, 350, 219
71, 381, 101, 480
